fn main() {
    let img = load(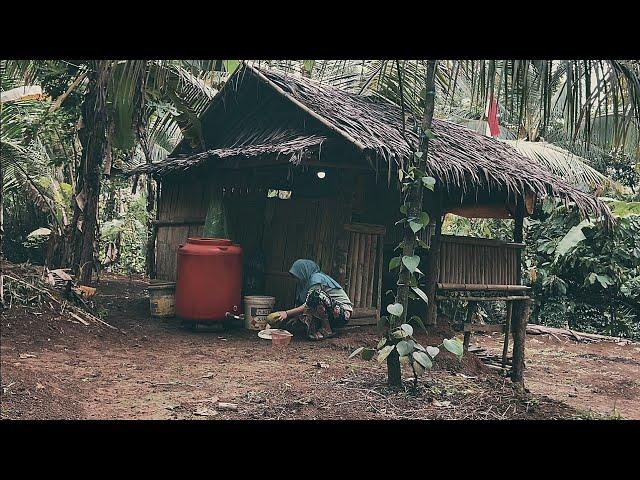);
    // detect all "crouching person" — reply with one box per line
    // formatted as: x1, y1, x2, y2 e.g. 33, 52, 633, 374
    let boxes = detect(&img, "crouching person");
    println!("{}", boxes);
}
272, 259, 353, 340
